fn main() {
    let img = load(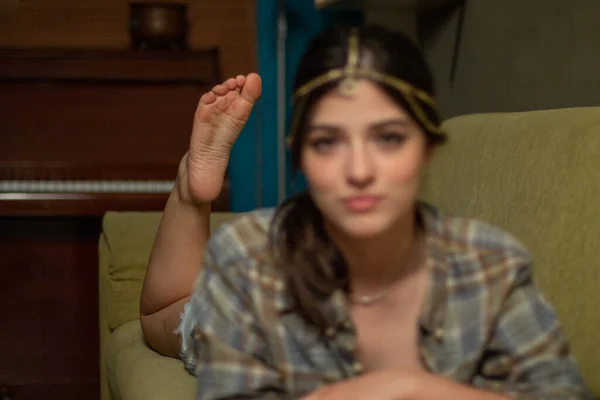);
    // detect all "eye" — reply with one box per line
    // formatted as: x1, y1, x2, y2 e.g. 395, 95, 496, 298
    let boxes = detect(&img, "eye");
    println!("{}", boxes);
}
309, 137, 338, 153
376, 132, 406, 147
